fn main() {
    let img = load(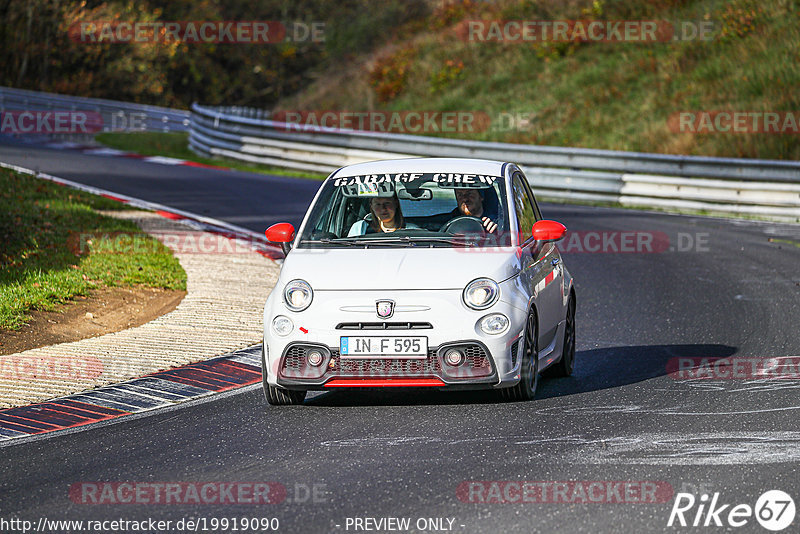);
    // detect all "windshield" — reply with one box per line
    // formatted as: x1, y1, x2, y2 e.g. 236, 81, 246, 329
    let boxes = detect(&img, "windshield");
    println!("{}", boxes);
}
297, 172, 511, 248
